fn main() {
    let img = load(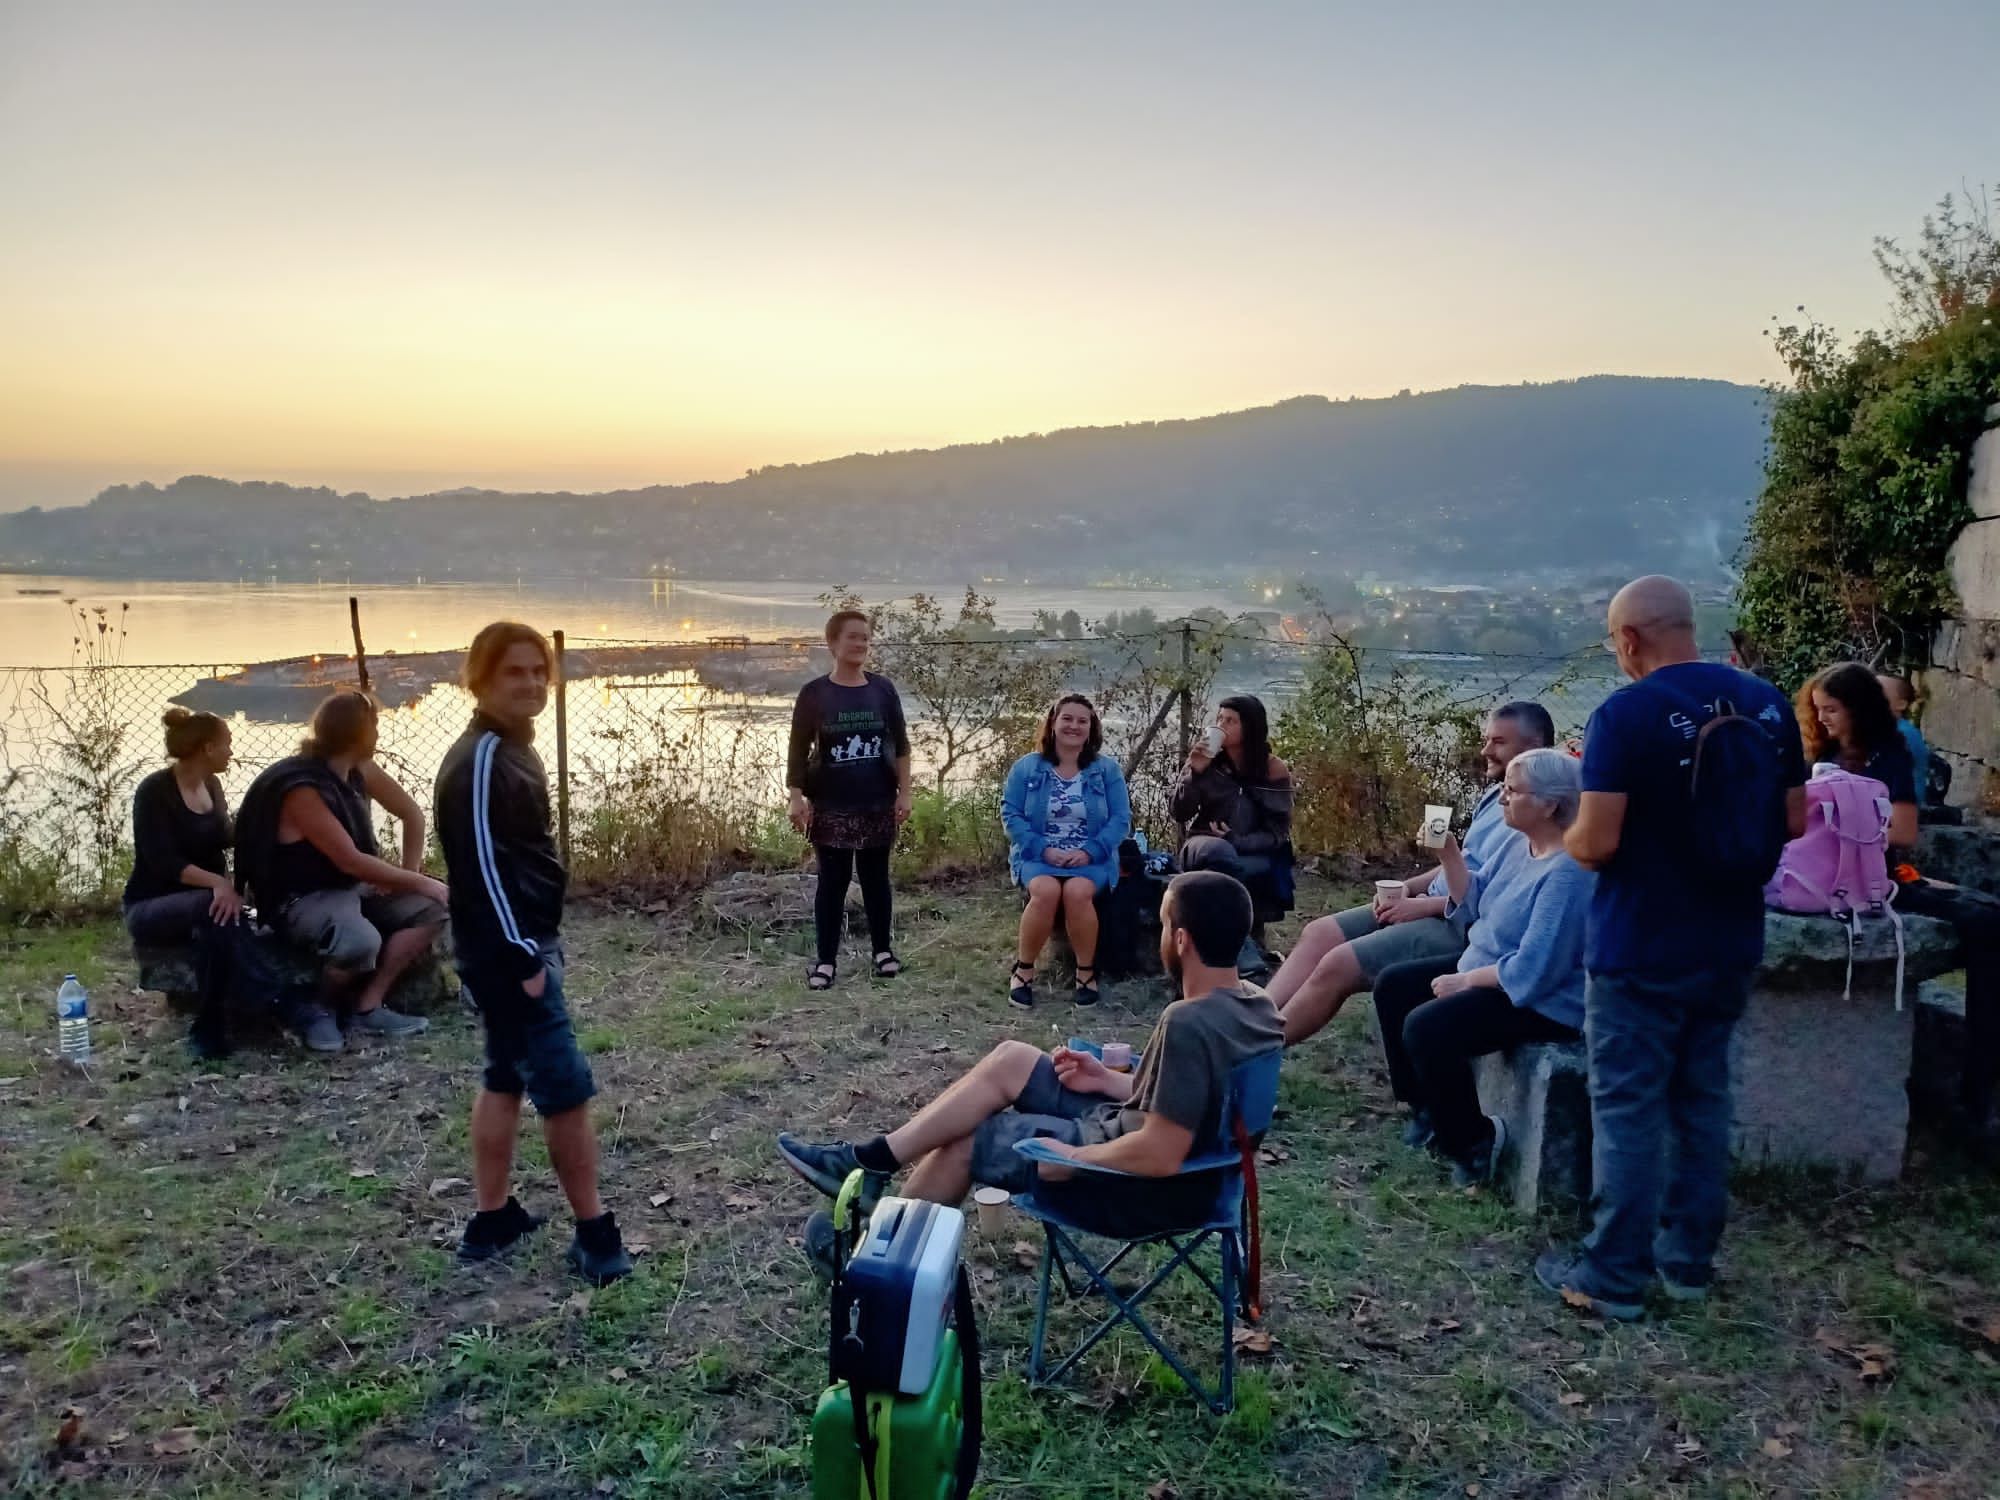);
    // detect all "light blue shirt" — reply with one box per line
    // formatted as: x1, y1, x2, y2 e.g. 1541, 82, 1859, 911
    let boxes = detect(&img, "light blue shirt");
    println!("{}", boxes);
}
1897, 719, 1930, 803
1448, 844, 1595, 1031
